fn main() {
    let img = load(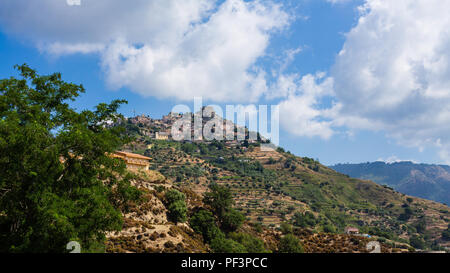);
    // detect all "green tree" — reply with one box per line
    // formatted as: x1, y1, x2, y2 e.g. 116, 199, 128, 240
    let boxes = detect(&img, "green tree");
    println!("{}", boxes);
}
189, 209, 222, 243
414, 219, 427, 234
228, 232, 269, 253
210, 236, 246, 253
278, 234, 304, 253
165, 189, 187, 223
0, 65, 140, 252
409, 235, 426, 249
203, 183, 234, 218
398, 206, 413, 221
220, 208, 245, 232
323, 224, 336, 233
280, 222, 293, 234
442, 225, 450, 241
293, 211, 316, 228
